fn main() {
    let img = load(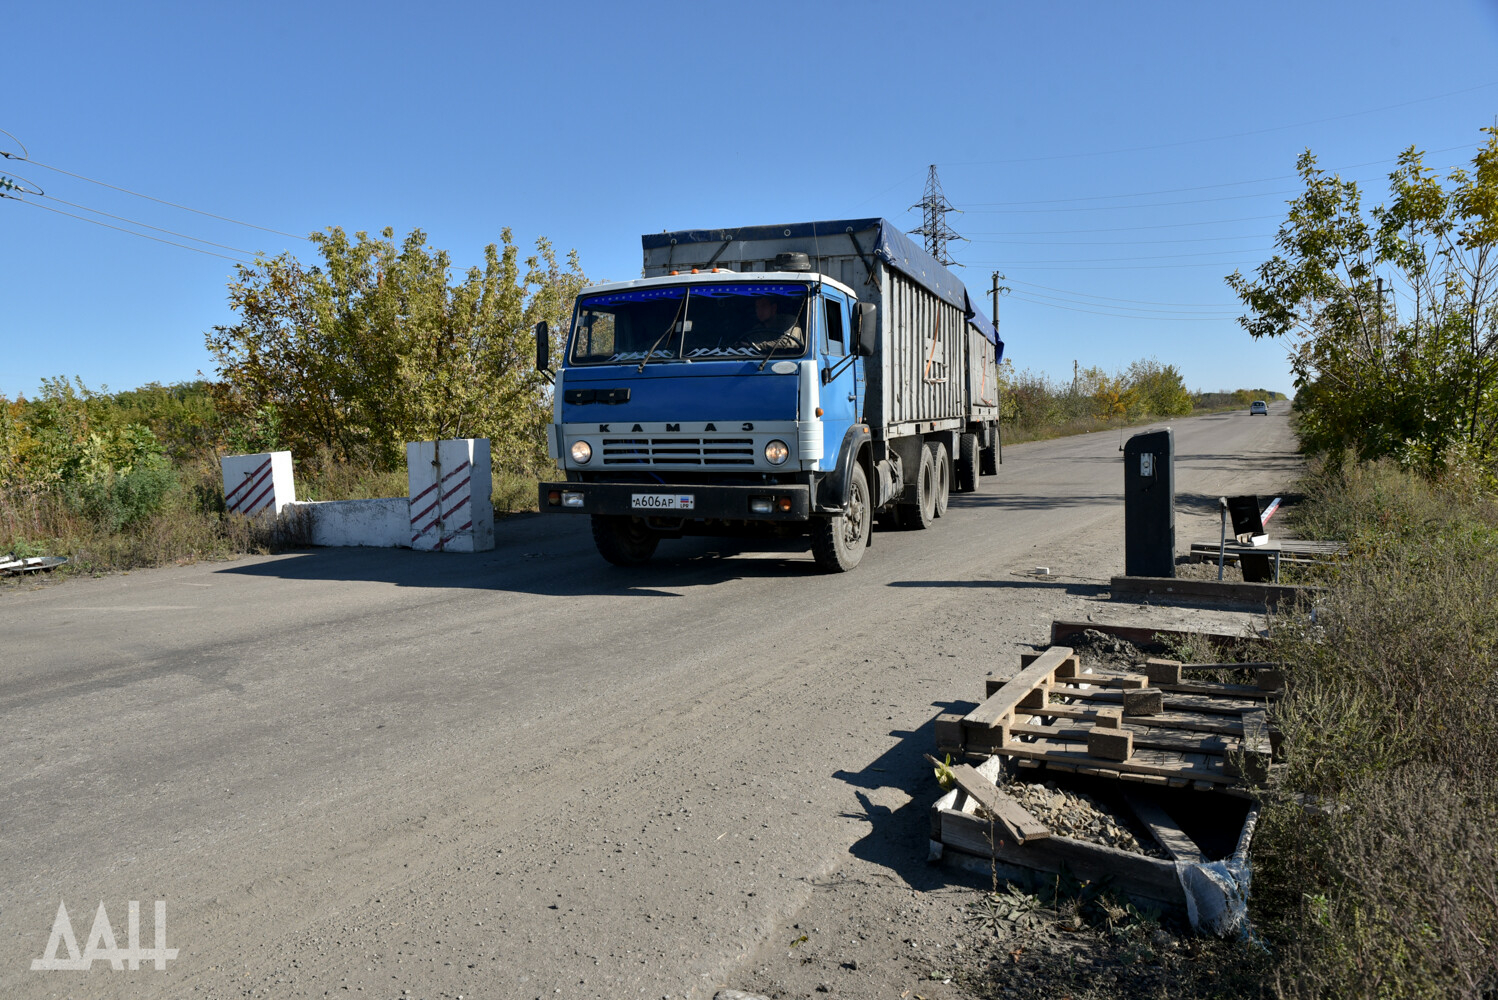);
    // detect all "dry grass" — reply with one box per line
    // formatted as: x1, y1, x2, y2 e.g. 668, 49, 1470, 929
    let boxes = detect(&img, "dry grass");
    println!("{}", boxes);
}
1, 454, 541, 581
